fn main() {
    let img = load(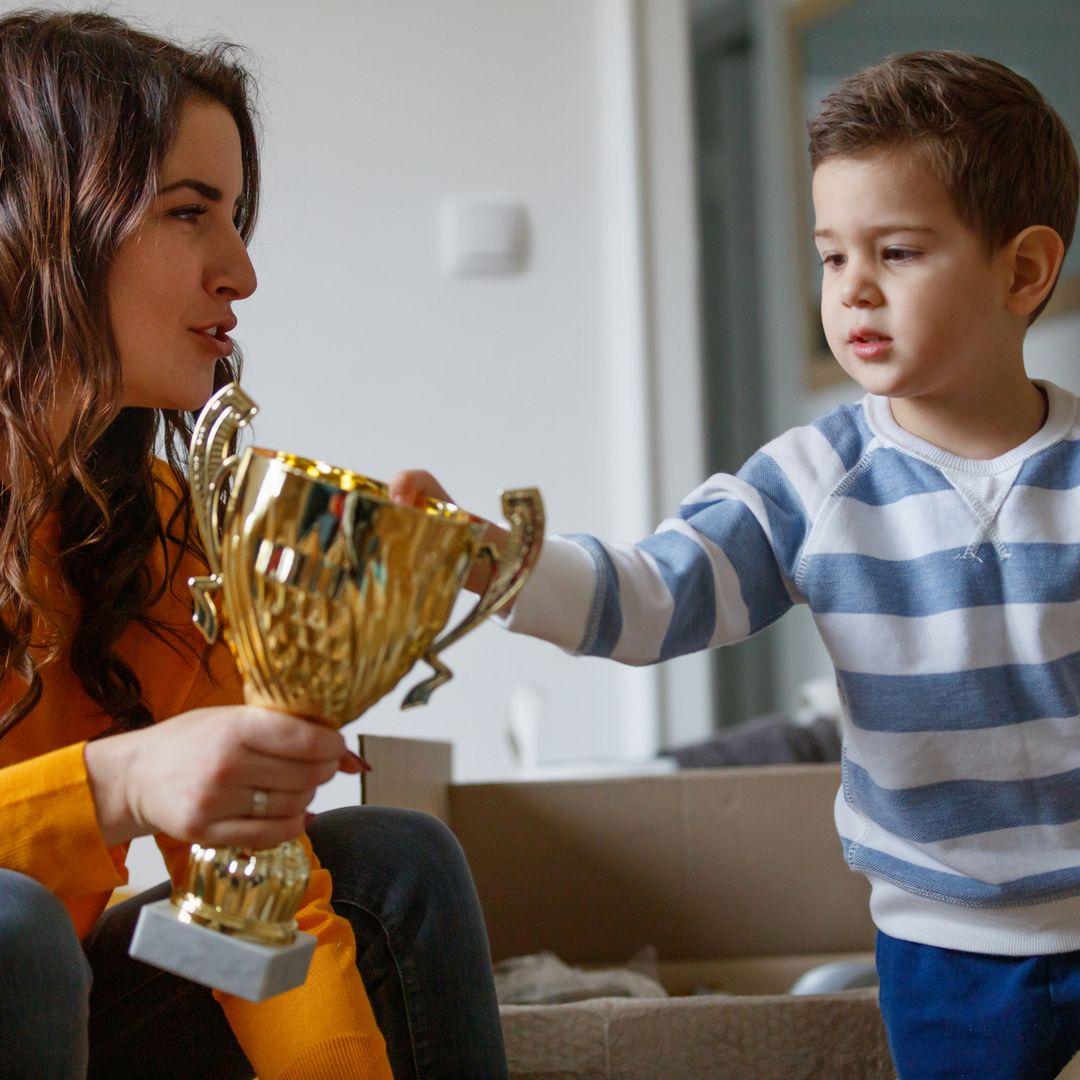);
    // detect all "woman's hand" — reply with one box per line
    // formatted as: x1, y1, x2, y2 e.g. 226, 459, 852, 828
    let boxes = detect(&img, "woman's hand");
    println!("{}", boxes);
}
84, 706, 365, 849
389, 469, 510, 596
